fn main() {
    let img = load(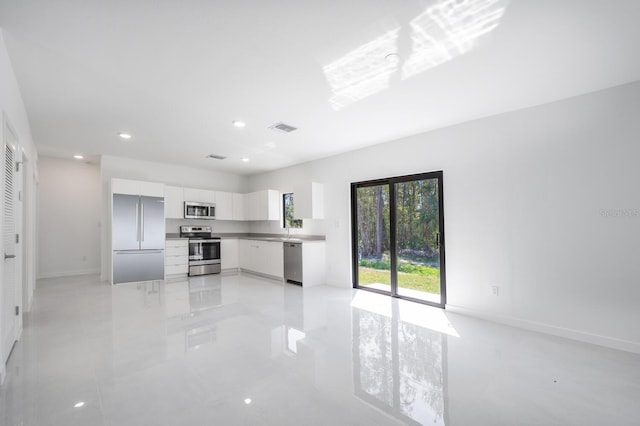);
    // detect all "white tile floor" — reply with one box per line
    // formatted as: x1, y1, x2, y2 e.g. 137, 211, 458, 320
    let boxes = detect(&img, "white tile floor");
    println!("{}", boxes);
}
1, 273, 640, 425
